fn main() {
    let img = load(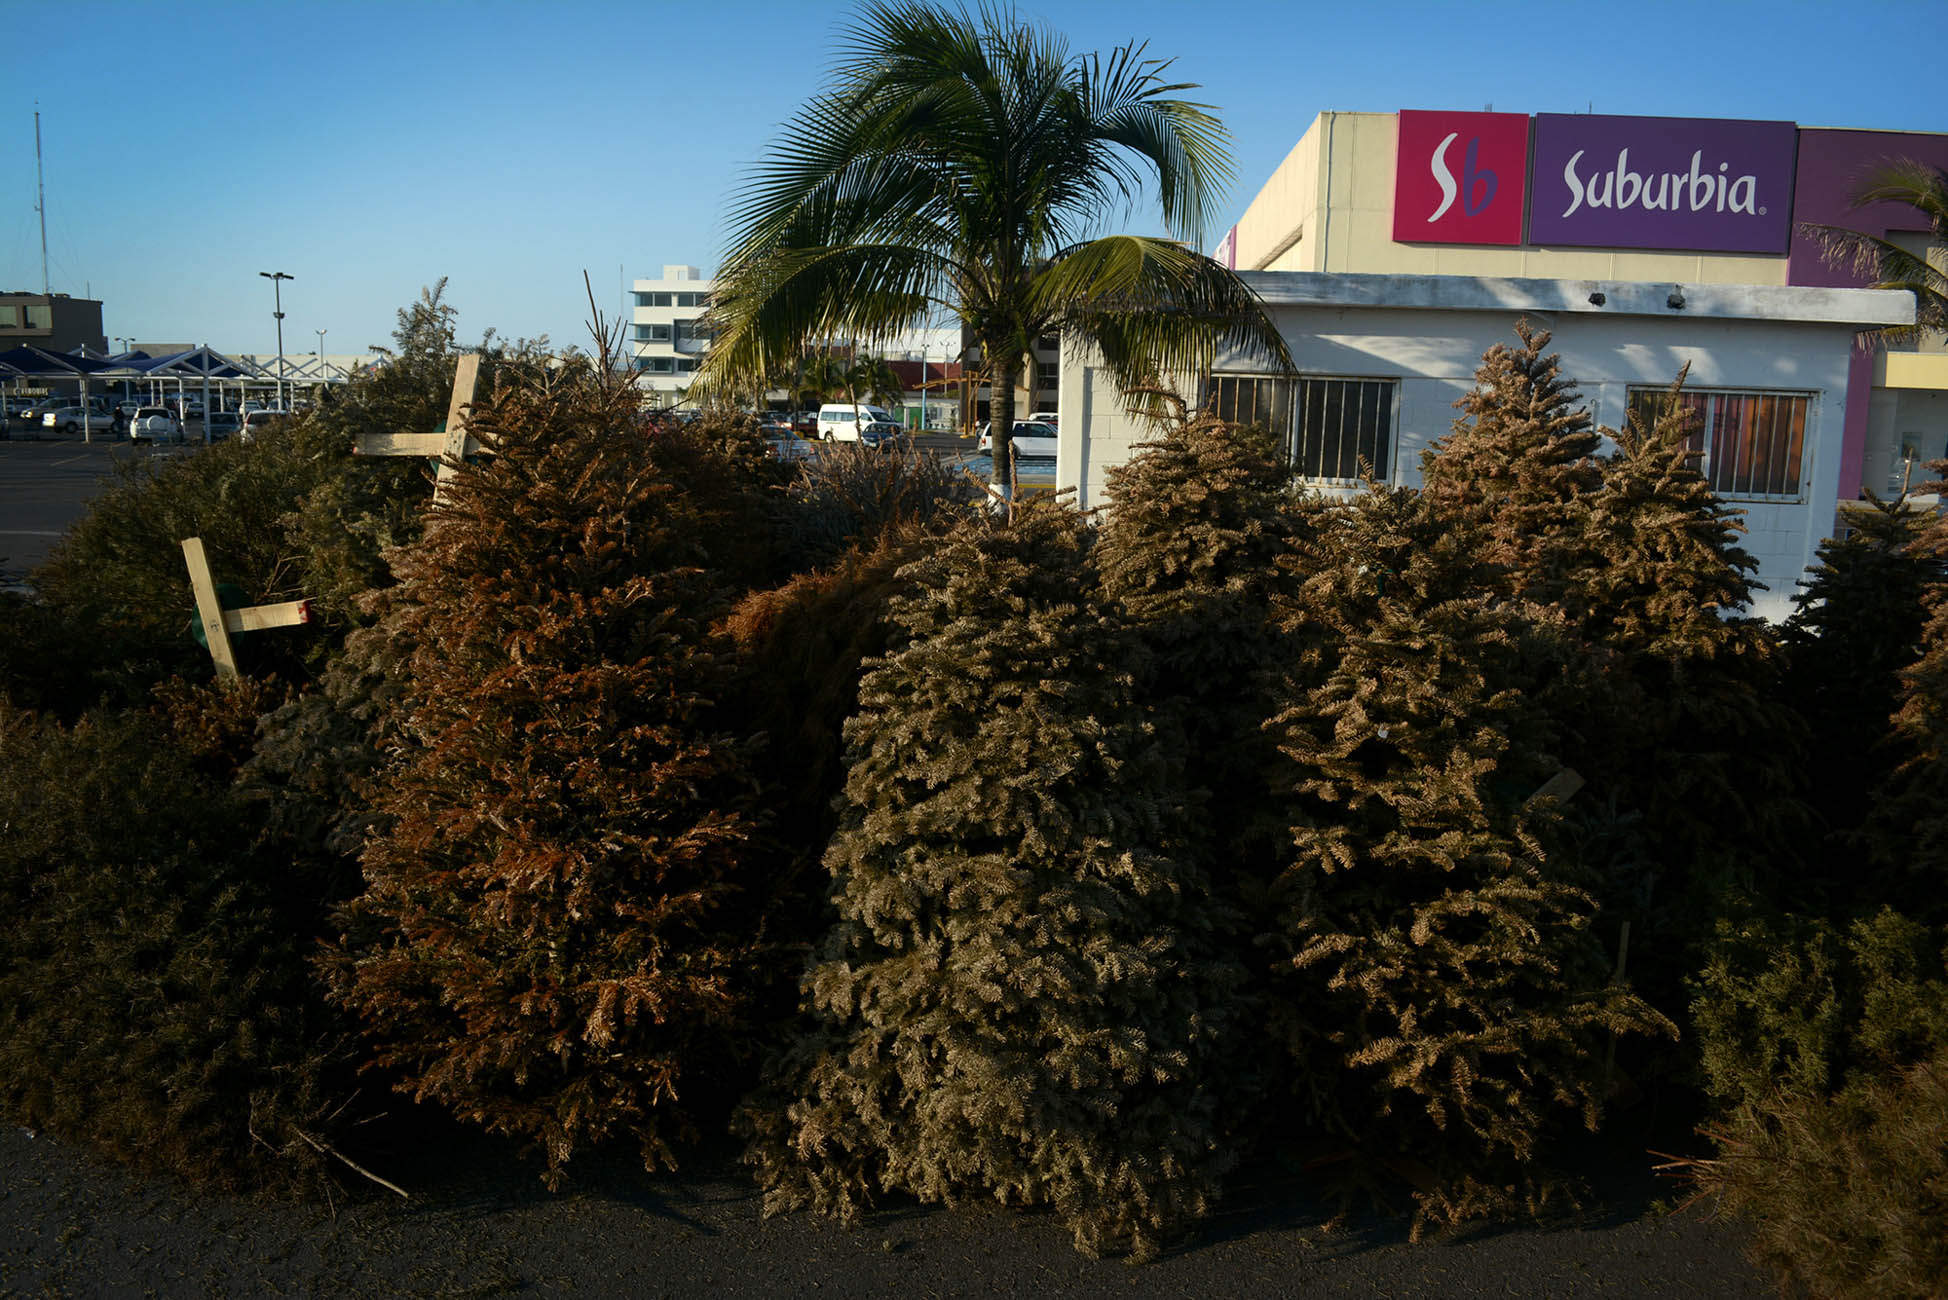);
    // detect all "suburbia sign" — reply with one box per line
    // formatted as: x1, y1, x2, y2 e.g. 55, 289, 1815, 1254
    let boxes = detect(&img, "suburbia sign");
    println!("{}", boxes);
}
1529, 114, 1798, 253
1393, 110, 1530, 246
1393, 111, 1799, 254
